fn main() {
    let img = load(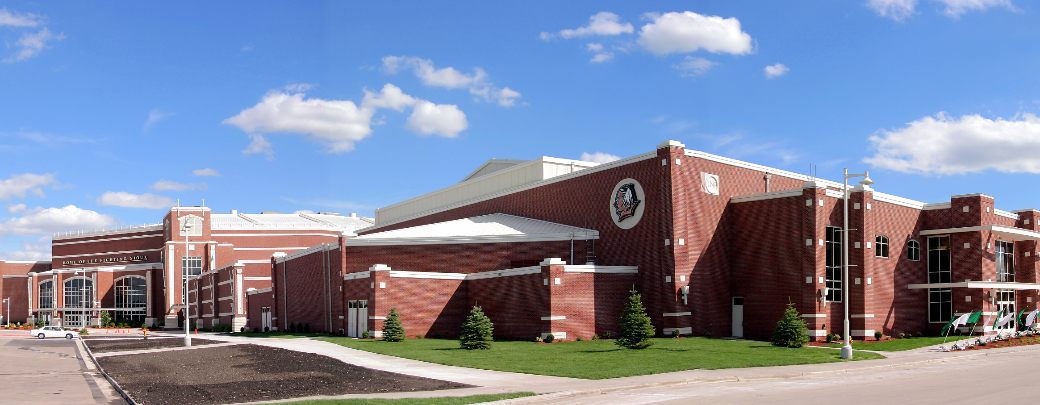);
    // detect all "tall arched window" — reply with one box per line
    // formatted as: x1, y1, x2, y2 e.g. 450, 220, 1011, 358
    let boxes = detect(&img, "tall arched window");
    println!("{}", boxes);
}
63, 278, 92, 328
114, 276, 146, 323
907, 240, 920, 261
876, 235, 890, 258
38, 280, 53, 309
